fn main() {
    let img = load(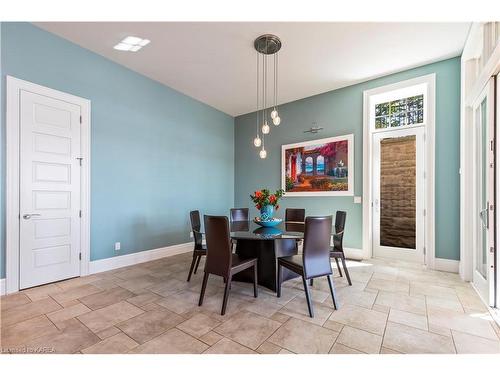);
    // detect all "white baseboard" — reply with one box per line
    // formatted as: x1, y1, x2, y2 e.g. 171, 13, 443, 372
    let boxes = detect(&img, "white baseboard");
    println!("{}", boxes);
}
89, 242, 193, 274
344, 247, 366, 260
434, 257, 460, 273
0, 278, 5, 296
